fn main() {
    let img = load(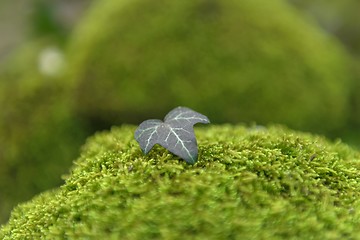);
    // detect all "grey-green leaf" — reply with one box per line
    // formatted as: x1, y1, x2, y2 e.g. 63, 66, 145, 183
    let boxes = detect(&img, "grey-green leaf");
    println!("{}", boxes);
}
134, 107, 210, 164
